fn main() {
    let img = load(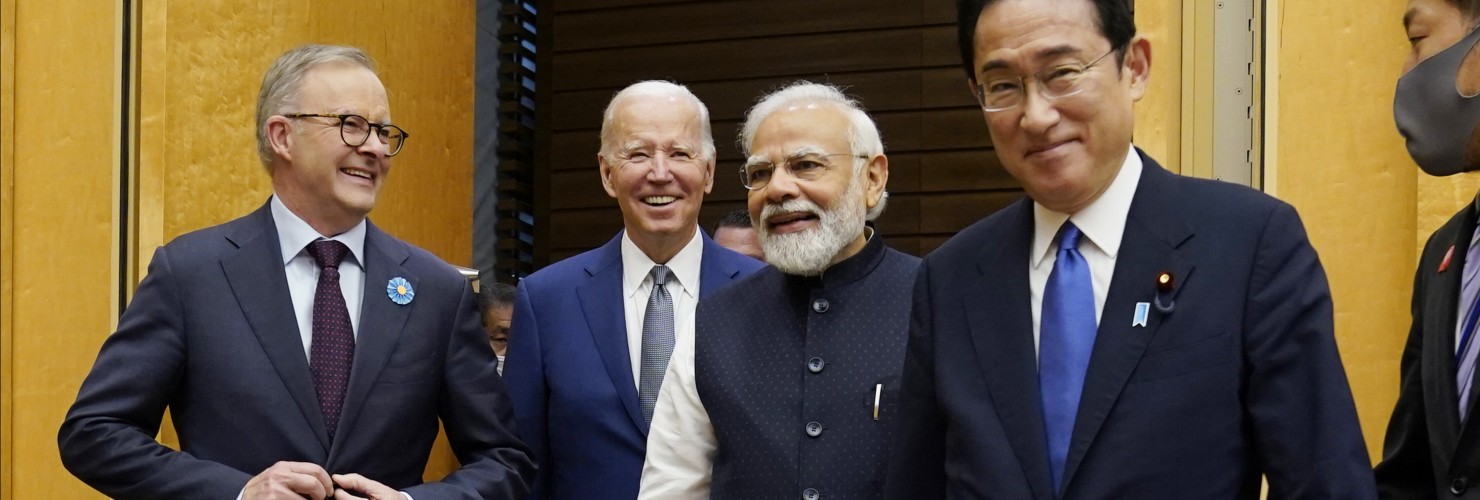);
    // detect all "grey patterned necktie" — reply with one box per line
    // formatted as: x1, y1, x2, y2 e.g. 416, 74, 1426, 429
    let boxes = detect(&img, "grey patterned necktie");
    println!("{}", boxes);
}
639, 265, 675, 427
